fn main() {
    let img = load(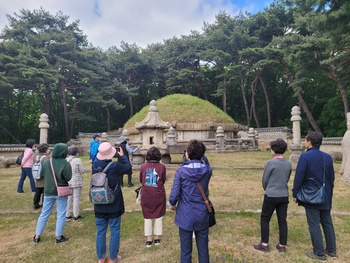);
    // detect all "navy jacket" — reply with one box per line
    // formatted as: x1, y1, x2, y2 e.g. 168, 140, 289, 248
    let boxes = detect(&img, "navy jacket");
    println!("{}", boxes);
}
293, 147, 335, 210
92, 155, 131, 218
168, 159, 212, 231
